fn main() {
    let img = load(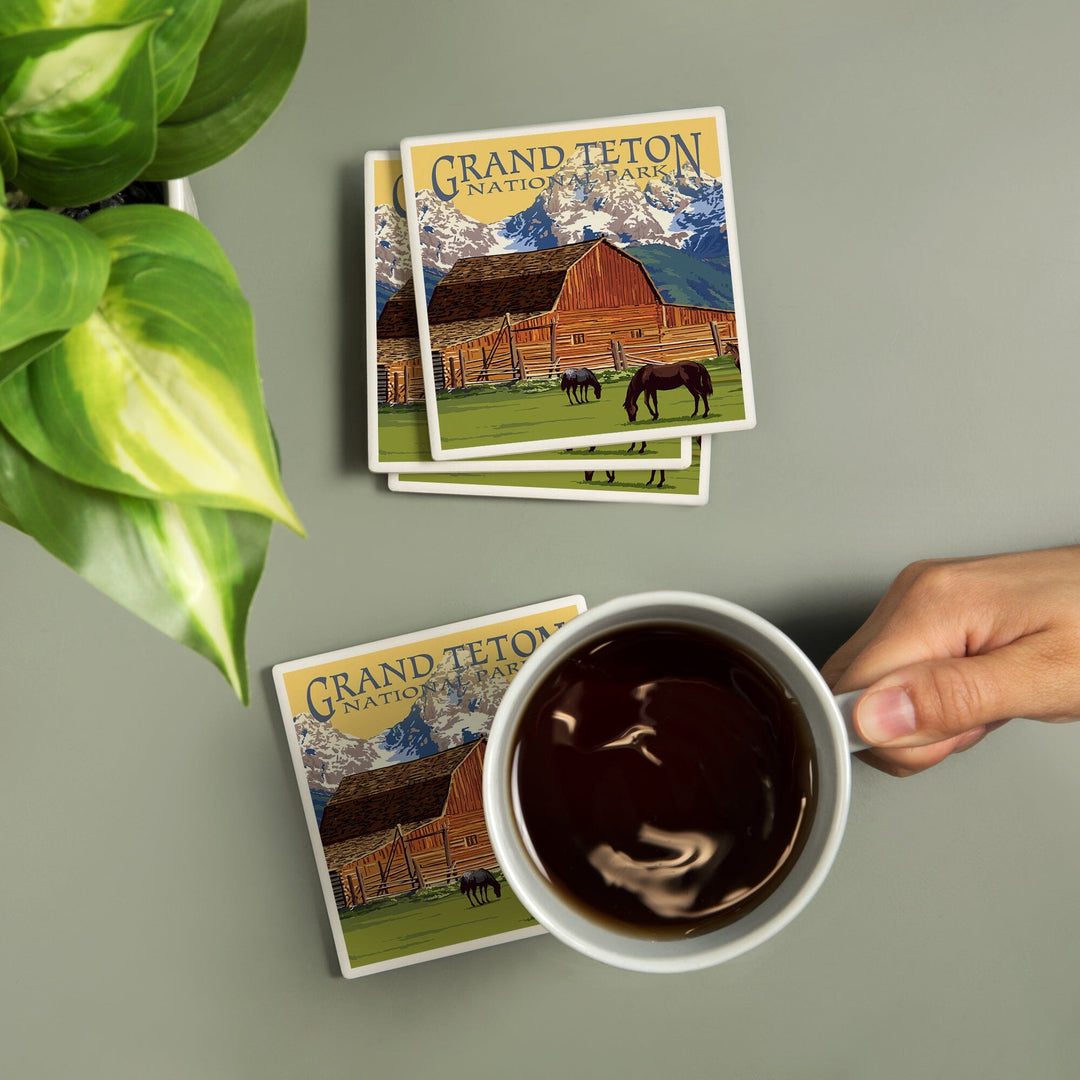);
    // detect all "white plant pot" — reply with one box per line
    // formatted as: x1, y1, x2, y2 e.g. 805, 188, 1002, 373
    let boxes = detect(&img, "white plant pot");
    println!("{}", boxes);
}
166, 178, 198, 219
